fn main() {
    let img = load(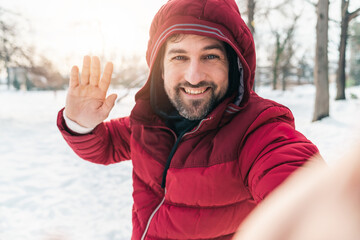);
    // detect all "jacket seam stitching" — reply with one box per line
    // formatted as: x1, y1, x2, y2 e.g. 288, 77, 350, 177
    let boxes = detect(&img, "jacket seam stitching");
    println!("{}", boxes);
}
162, 197, 251, 209
170, 155, 238, 169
